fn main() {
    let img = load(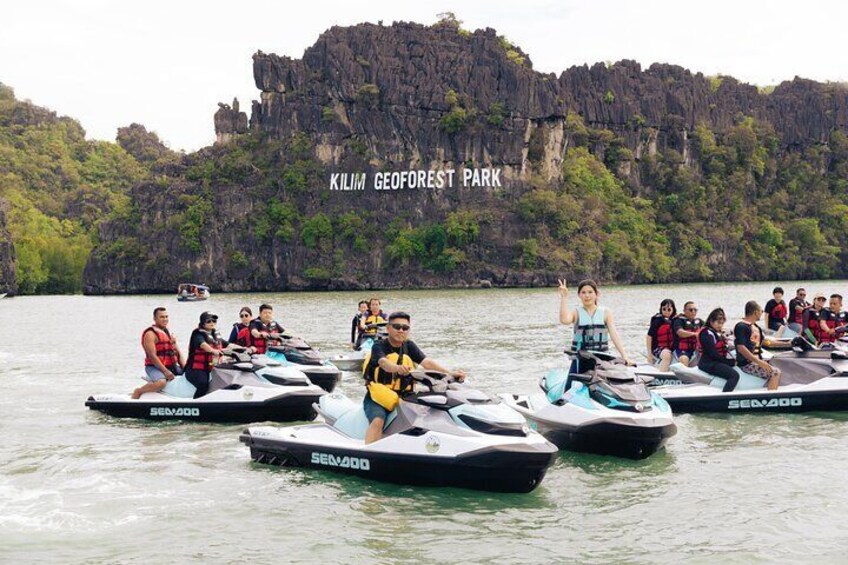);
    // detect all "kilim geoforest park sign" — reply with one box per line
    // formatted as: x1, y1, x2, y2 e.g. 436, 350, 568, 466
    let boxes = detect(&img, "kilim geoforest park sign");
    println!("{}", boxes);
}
329, 168, 503, 191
